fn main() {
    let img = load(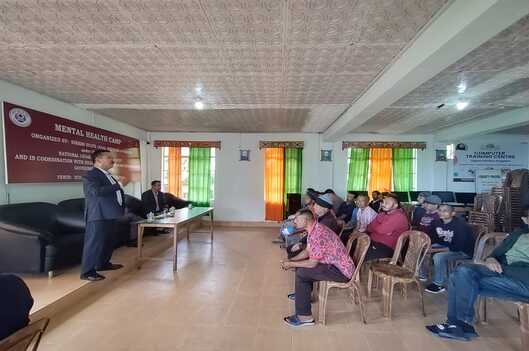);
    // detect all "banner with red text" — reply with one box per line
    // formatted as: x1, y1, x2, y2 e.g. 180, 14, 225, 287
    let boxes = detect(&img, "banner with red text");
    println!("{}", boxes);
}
2, 102, 141, 184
